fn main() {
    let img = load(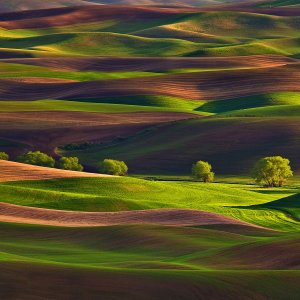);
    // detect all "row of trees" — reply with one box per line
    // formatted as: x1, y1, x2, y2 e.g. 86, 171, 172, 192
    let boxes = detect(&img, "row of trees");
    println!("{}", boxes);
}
0, 151, 127, 175
192, 156, 293, 187
15, 151, 84, 171
0, 151, 294, 187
